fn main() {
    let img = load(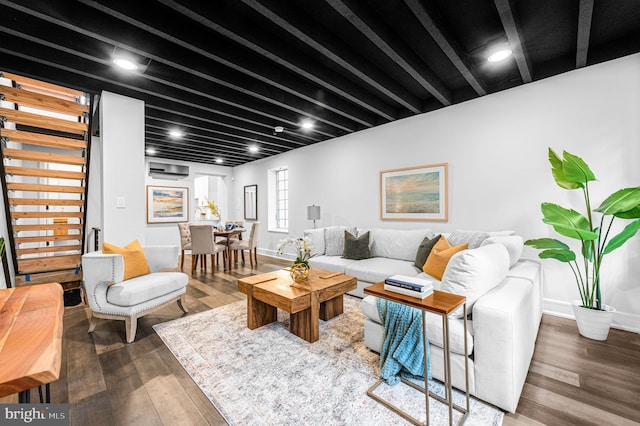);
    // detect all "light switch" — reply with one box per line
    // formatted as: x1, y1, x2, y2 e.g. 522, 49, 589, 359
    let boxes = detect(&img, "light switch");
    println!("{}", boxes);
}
116, 196, 126, 208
